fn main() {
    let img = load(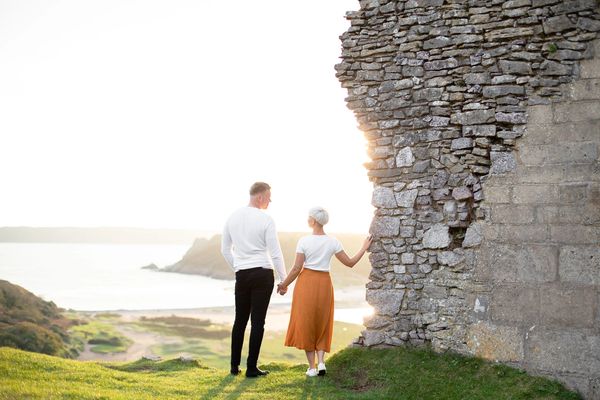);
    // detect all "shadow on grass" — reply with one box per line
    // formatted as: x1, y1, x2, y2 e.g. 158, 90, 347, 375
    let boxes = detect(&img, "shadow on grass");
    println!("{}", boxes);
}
223, 376, 261, 400
199, 374, 236, 399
